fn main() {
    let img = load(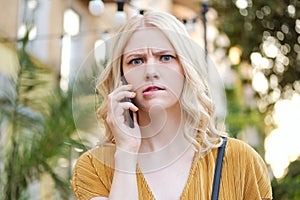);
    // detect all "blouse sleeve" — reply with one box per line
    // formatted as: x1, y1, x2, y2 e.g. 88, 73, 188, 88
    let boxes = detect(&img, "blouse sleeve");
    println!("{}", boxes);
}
236, 139, 273, 199
72, 147, 115, 200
